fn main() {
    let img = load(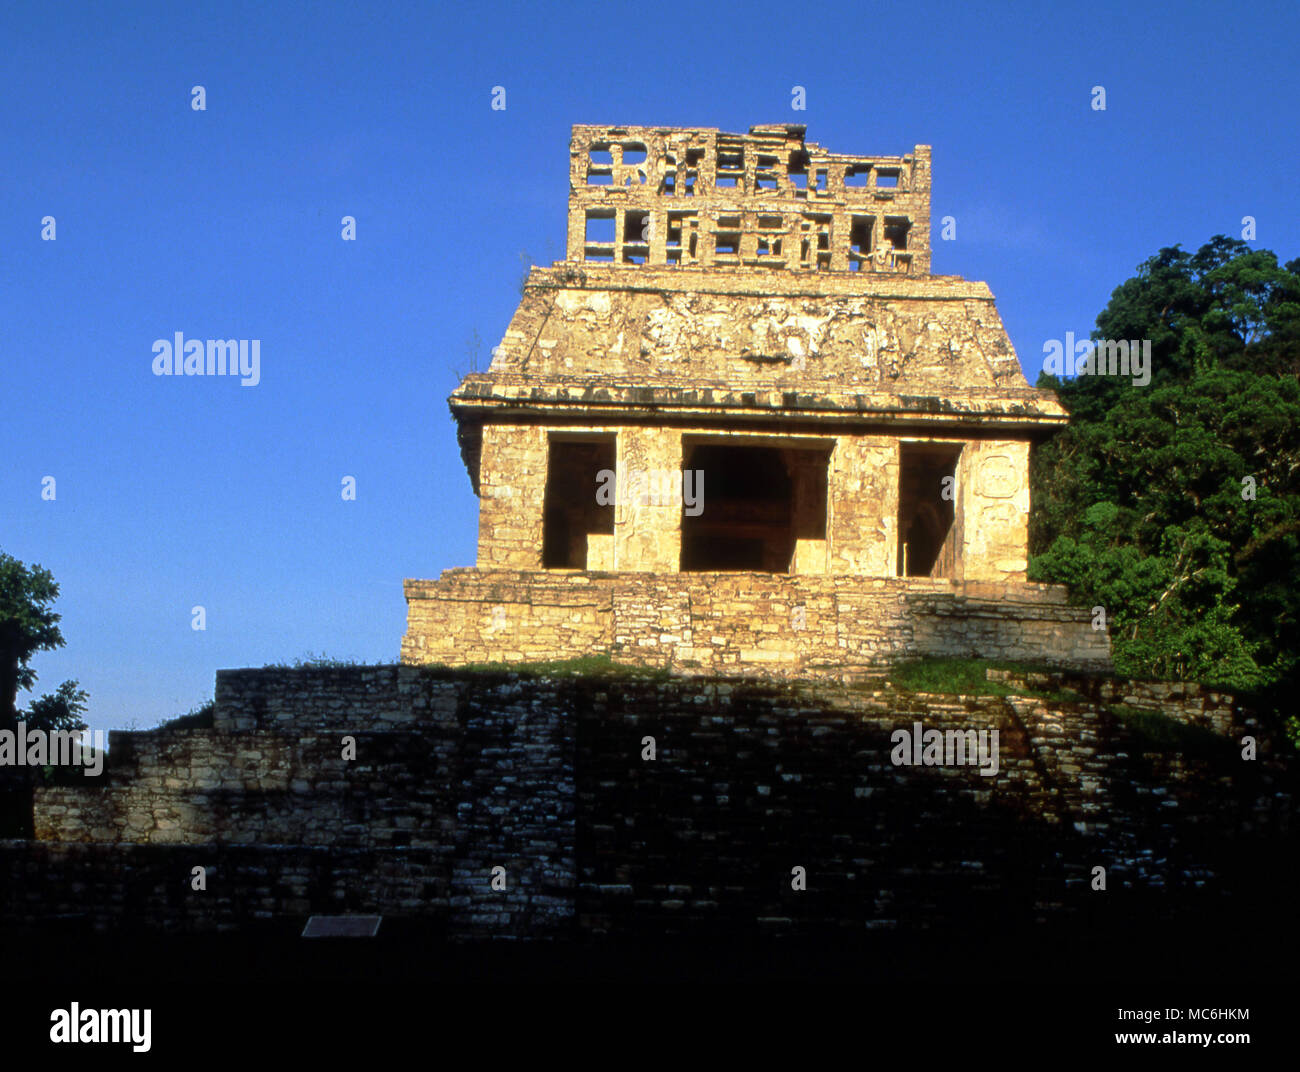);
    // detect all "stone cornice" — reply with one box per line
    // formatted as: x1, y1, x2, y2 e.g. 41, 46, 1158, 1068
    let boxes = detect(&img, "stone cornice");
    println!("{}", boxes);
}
450, 375, 1067, 425
525, 263, 995, 302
